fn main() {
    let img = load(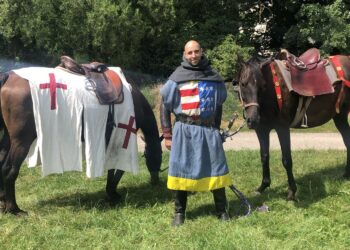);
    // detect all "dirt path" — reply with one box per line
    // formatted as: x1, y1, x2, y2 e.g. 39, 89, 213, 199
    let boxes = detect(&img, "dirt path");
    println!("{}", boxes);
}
137, 132, 346, 152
